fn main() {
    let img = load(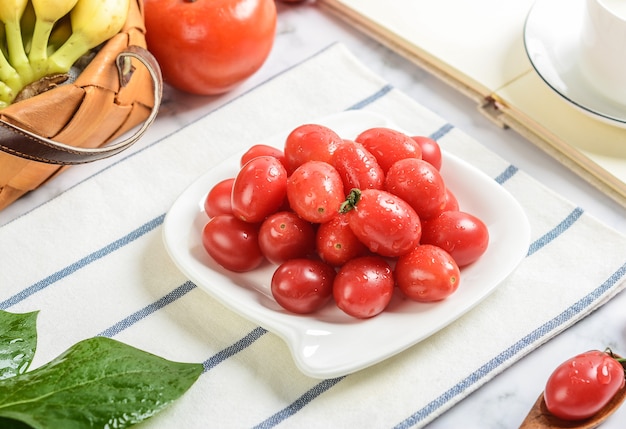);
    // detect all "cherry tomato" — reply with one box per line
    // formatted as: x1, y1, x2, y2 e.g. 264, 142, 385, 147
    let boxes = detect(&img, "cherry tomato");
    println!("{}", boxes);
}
385, 158, 447, 220
333, 256, 394, 318
332, 140, 384, 191
355, 127, 422, 173
420, 211, 489, 267
271, 259, 336, 314
411, 136, 442, 170
204, 178, 235, 217
286, 161, 345, 223
342, 188, 421, 258
144, 0, 277, 95
258, 211, 316, 264
284, 124, 343, 173
316, 213, 368, 266
544, 350, 626, 421
442, 187, 460, 212
201, 214, 264, 272
231, 156, 288, 223
240, 144, 287, 169
395, 244, 460, 302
